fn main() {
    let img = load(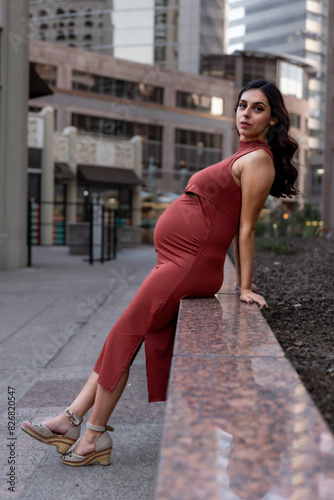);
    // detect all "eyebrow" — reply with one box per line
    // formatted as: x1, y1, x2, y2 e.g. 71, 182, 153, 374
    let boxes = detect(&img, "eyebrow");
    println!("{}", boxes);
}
240, 99, 267, 107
